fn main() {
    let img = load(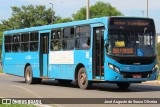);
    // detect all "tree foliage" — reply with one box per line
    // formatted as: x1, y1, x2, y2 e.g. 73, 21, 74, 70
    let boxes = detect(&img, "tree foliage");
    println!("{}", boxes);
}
0, 2, 124, 57
0, 5, 55, 30
72, 1, 123, 20
55, 17, 72, 23
157, 43, 160, 67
